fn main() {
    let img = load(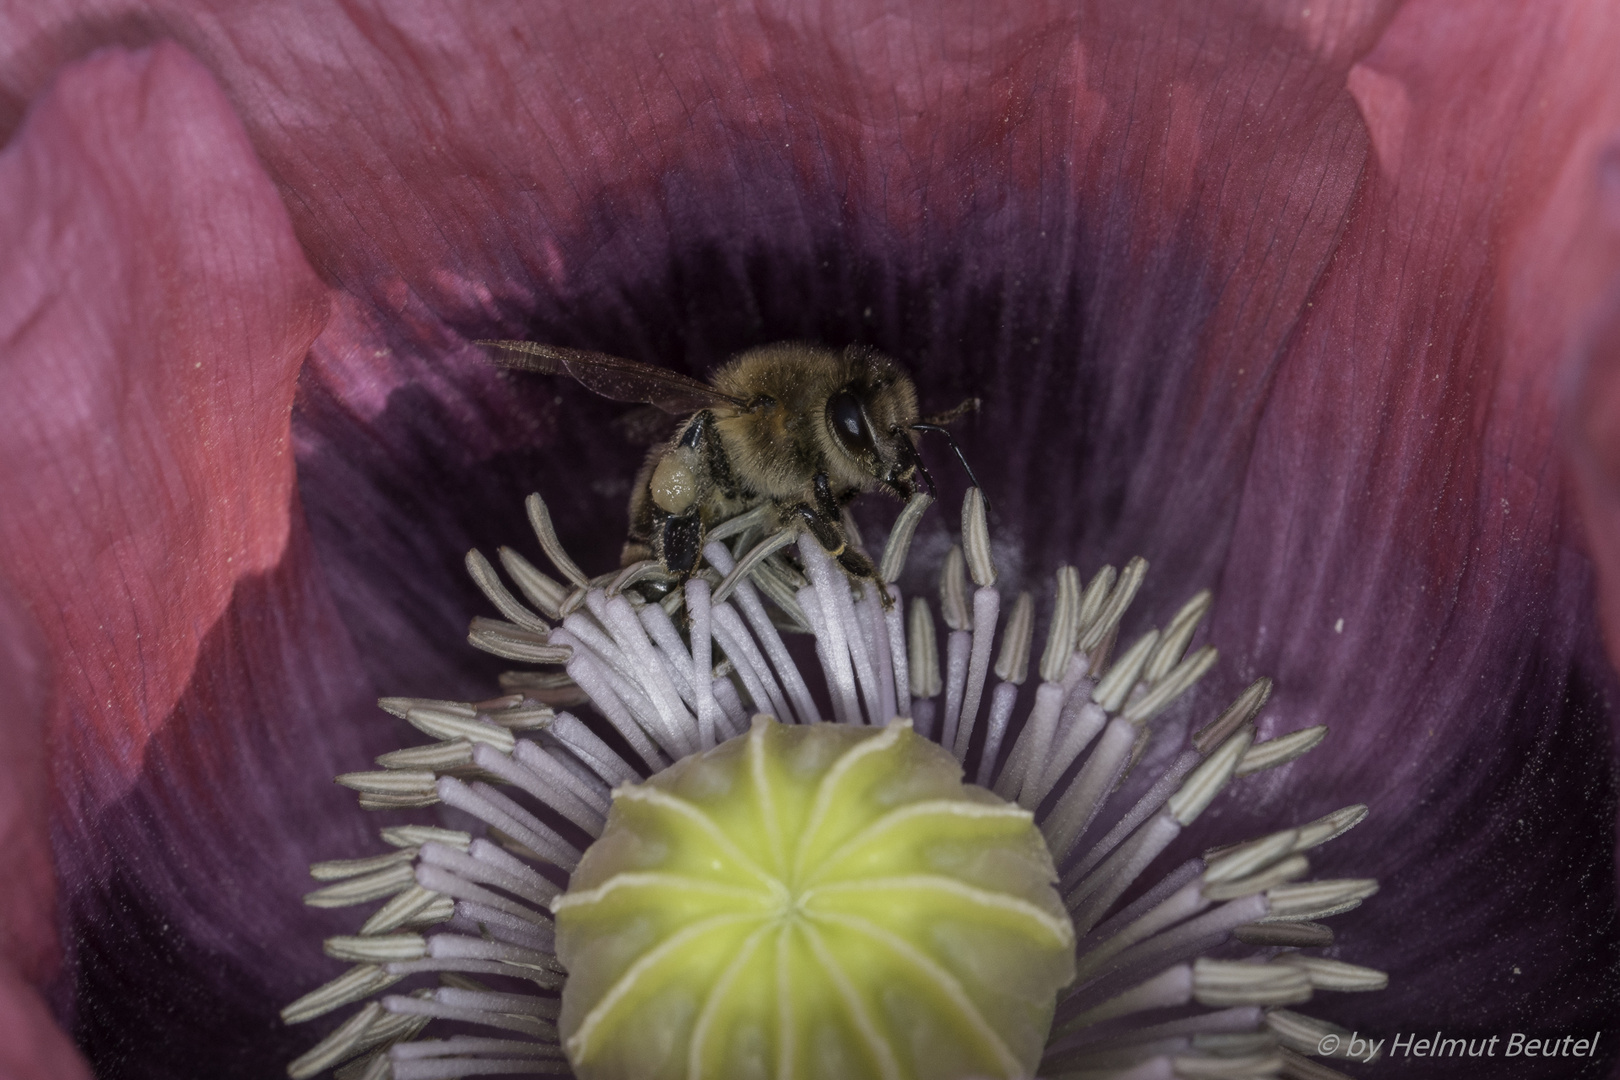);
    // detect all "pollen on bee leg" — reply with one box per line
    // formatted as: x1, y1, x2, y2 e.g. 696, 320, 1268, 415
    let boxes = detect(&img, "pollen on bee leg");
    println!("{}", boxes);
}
285, 485, 1382, 1080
